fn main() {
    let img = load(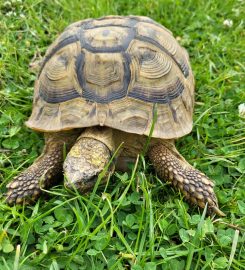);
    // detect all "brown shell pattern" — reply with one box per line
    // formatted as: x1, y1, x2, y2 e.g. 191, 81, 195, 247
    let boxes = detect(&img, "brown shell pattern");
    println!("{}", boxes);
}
26, 15, 194, 139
